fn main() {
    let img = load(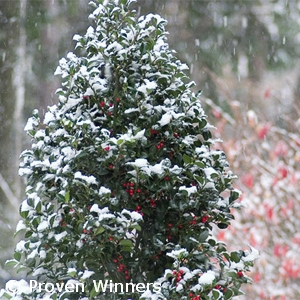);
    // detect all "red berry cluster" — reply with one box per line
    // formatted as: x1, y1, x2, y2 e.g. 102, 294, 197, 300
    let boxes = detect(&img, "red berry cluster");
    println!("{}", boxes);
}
60, 220, 67, 227
150, 128, 159, 136
214, 285, 227, 293
189, 294, 200, 300
149, 199, 156, 207
83, 228, 92, 234
123, 181, 137, 197
173, 269, 184, 283
135, 205, 144, 216
156, 141, 164, 150
201, 215, 209, 223
237, 270, 244, 277
190, 215, 197, 226
166, 223, 174, 241
114, 255, 130, 280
